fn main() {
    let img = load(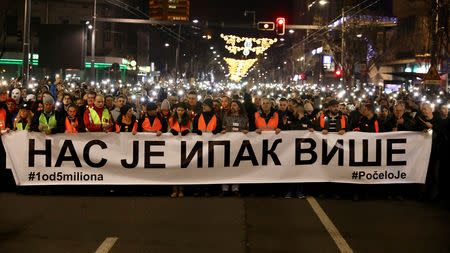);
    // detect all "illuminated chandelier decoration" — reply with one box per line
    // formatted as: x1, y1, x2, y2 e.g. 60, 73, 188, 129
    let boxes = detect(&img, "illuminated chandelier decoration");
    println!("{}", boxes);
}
223, 58, 258, 82
220, 34, 277, 56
